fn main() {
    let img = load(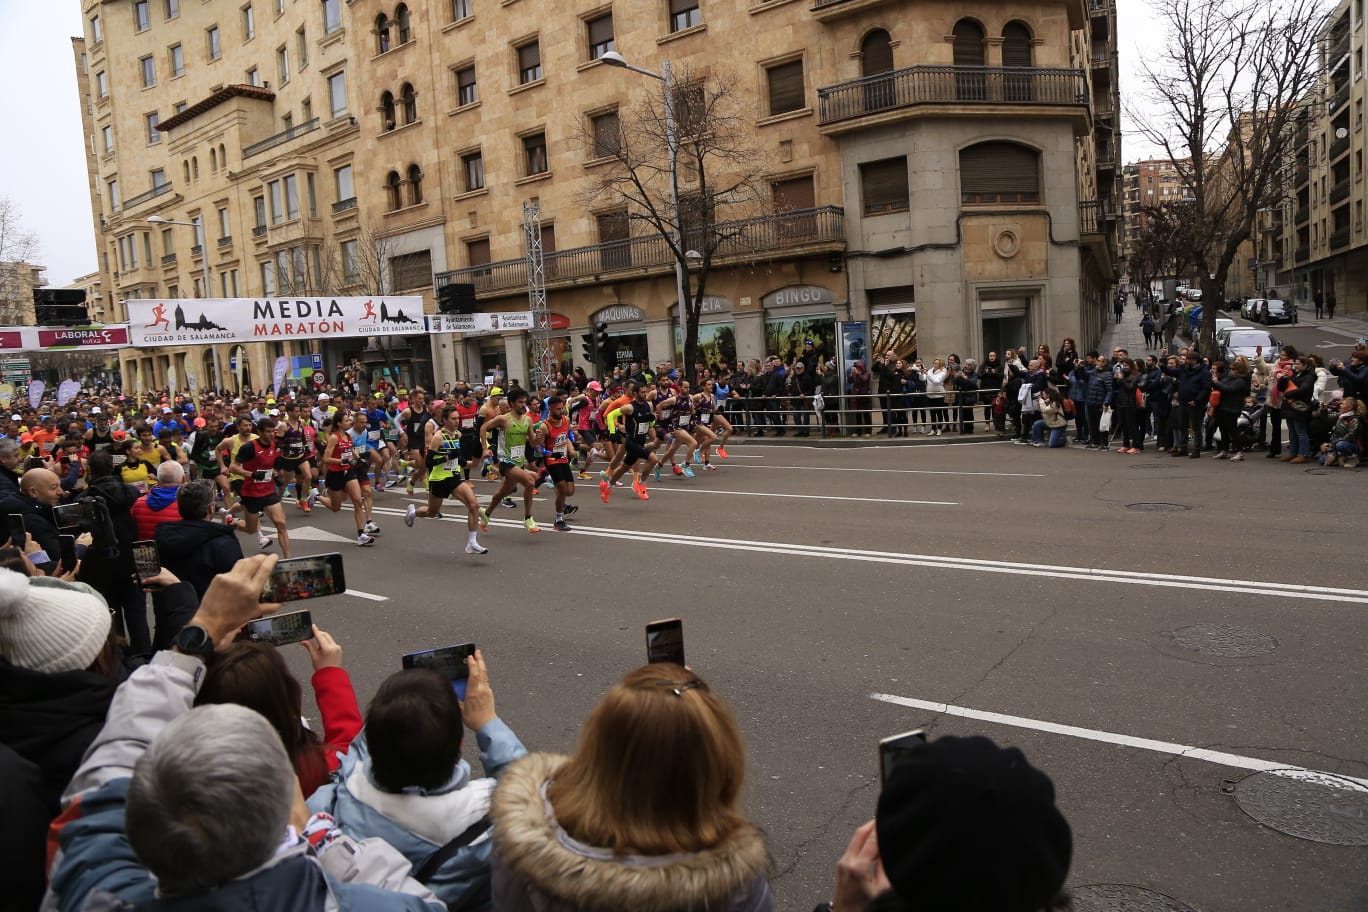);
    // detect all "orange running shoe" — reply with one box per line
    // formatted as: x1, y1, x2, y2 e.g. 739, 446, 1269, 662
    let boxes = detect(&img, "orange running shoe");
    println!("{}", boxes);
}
633, 482, 650, 500
599, 480, 611, 503
717, 447, 729, 459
